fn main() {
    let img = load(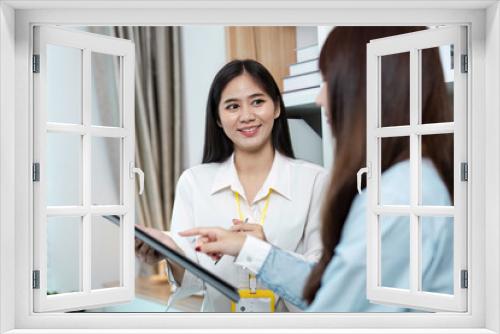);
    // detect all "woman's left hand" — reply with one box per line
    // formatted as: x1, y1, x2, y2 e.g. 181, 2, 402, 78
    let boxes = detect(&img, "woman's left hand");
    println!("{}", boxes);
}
230, 219, 267, 241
